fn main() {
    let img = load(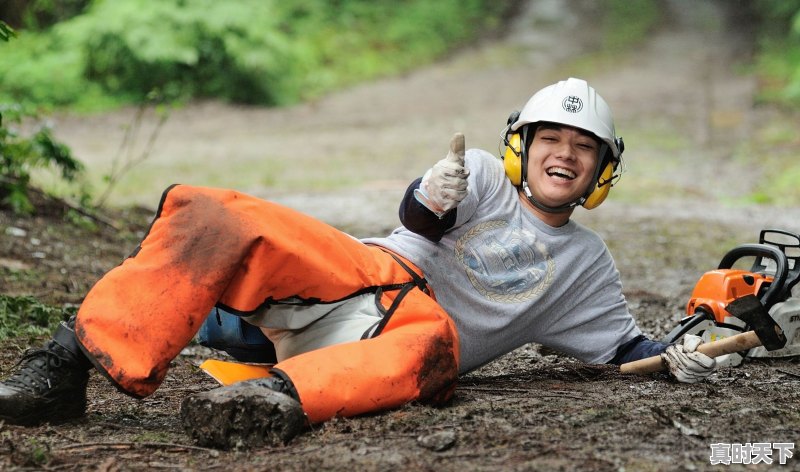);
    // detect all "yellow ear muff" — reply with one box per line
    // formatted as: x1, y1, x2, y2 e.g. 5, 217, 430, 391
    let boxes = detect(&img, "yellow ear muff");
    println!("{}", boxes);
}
582, 162, 614, 209
503, 132, 523, 186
